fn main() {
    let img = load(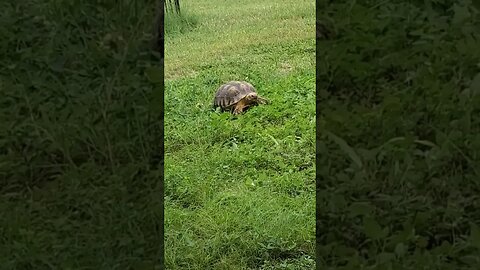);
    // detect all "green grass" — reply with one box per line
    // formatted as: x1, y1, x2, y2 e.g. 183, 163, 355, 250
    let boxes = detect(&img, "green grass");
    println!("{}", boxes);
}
1, 0, 162, 268
318, 1, 480, 269
165, 8, 198, 37
164, 0, 315, 269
